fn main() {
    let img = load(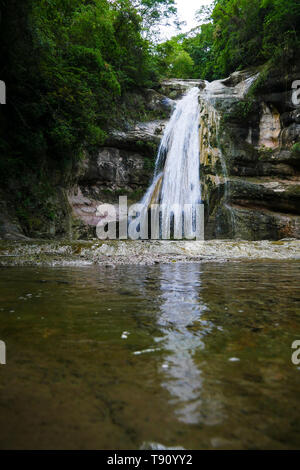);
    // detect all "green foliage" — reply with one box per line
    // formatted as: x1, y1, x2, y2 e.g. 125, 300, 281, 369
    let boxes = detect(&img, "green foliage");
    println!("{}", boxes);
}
0, 0, 179, 234
155, 0, 300, 80
0, 0, 164, 175
210, 0, 267, 77
131, 0, 178, 38
182, 23, 215, 80
154, 35, 194, 78
223, 98, 258, 123
292, 143, 300, 156
14, 175, 59, 235
212, 0, 300, 76
1, 0, 300, 237
257, 145, 274, 160
170, 51, 194, 79
262, 0, 300, 64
